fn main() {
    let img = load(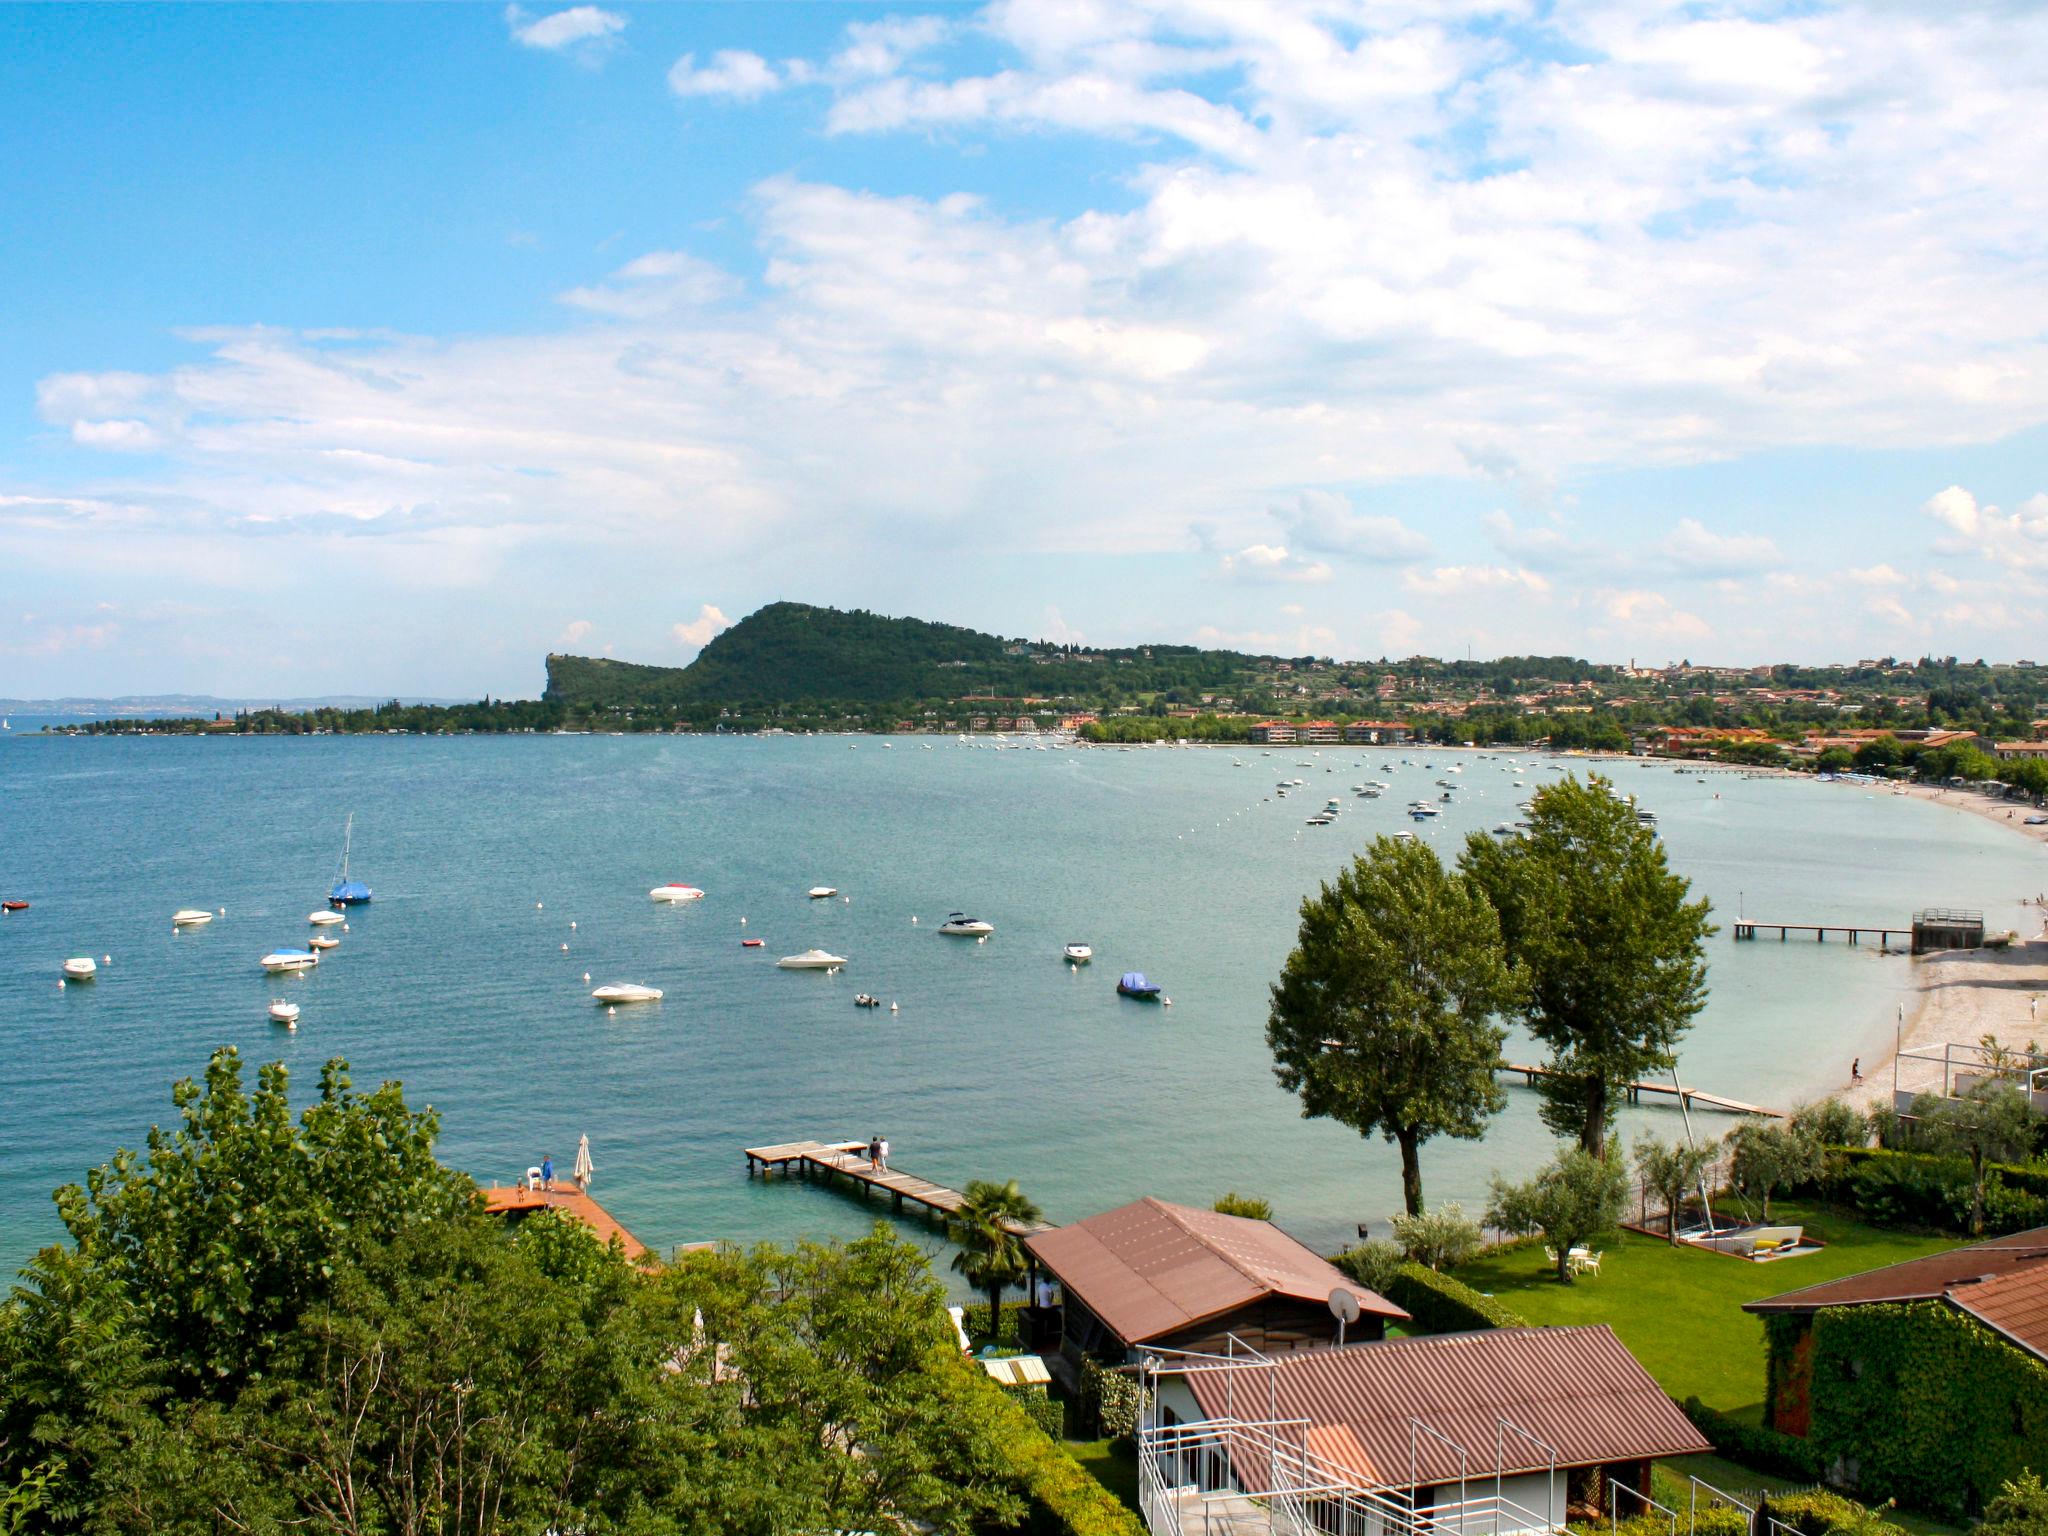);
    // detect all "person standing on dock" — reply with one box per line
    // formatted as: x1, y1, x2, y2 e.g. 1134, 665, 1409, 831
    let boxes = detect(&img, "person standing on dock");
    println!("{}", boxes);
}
877, 1136, 890, 1173
540, 1154, 555, 1192
867, 1135, 880, 1171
